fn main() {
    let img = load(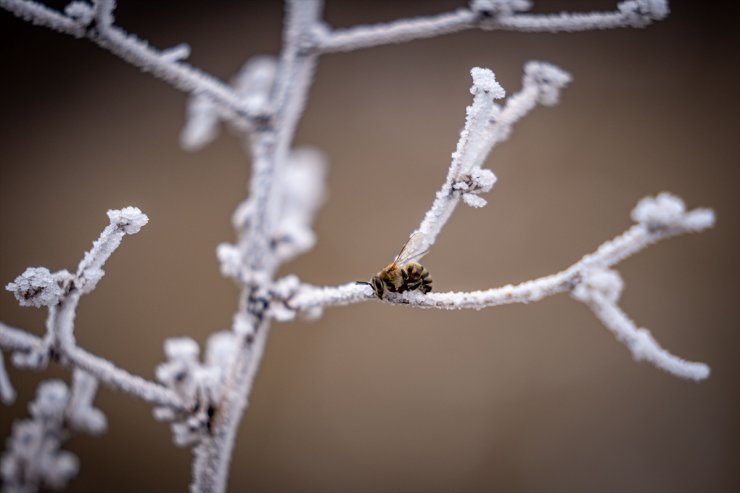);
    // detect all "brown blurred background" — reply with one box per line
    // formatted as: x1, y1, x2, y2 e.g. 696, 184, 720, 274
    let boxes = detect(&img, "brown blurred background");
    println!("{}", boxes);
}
1, 1, 738, 492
